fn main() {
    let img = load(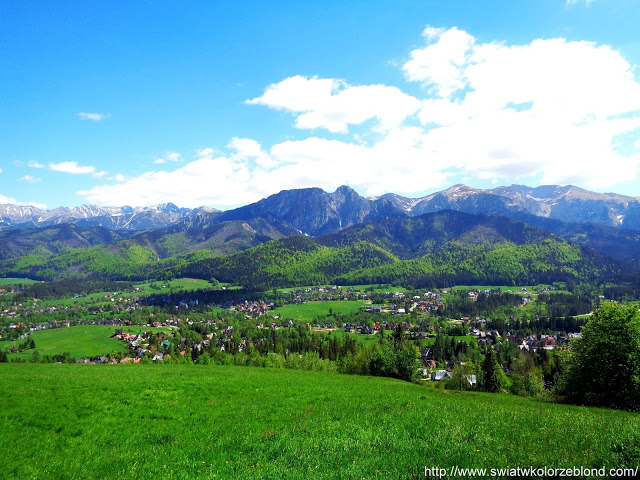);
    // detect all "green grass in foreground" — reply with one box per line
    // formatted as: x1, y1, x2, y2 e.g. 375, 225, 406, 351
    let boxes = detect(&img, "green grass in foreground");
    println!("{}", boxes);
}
0, 364, 638, 479
270, 300, 365, 322
1, 325, 168, 360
